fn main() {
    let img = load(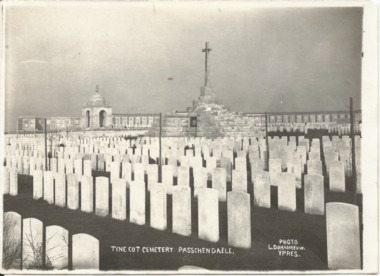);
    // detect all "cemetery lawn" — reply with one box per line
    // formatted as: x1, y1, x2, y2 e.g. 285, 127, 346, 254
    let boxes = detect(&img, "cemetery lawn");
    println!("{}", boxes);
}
4, 173, 358, 271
